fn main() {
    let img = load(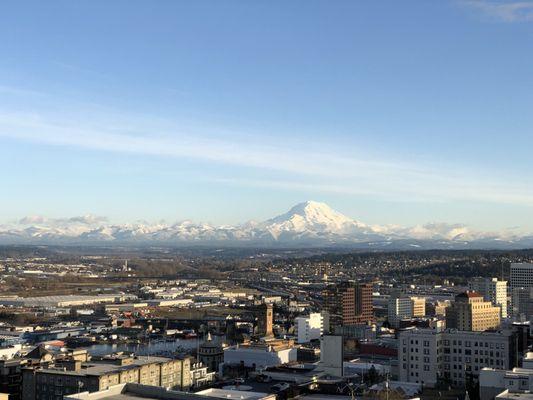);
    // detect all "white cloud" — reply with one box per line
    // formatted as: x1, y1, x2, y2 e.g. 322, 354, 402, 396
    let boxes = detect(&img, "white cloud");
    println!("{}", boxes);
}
1, 108, 533, 209
17, 215, 107, 227
461, 0, 533, 22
